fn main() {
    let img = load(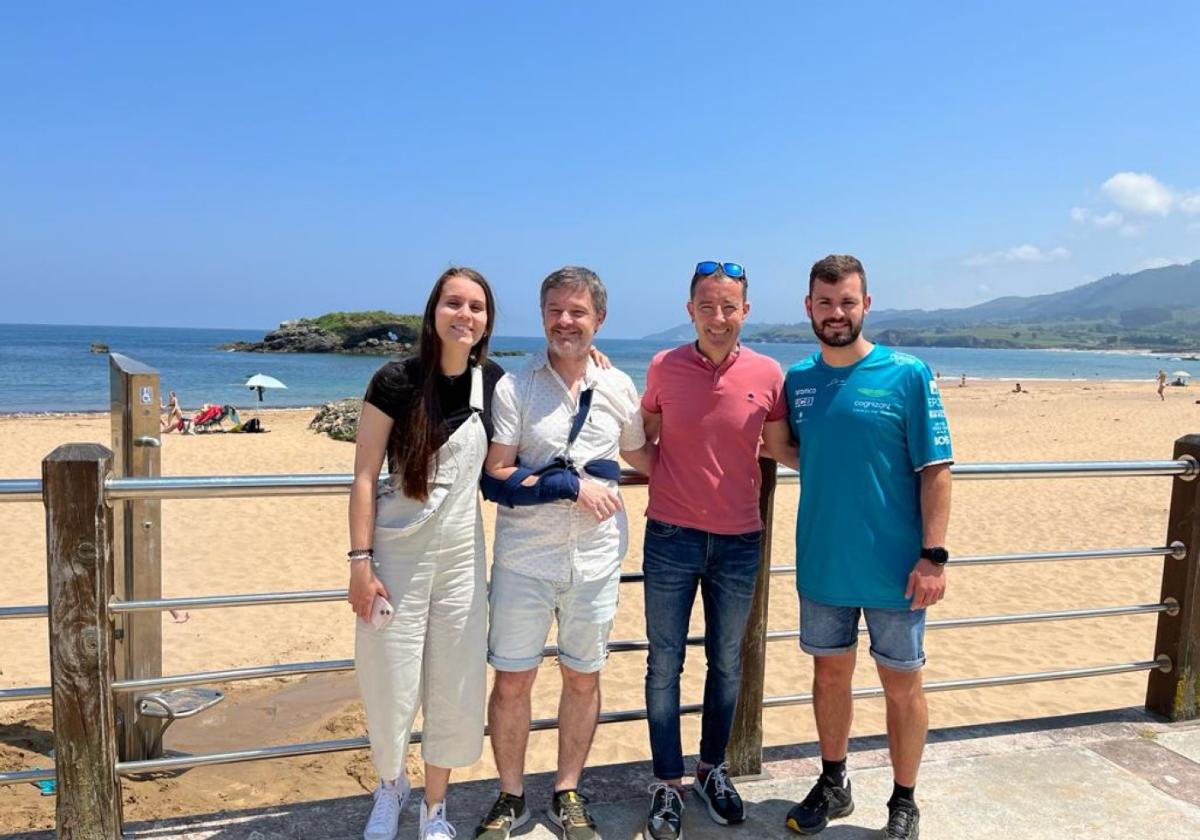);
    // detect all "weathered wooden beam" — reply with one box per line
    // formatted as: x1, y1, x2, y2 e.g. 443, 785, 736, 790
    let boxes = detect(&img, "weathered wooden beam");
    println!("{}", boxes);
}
109, 353, 164, 761
1147, 434, 1200, 719
43, 443, 123, 838
728, 457, 778, 777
